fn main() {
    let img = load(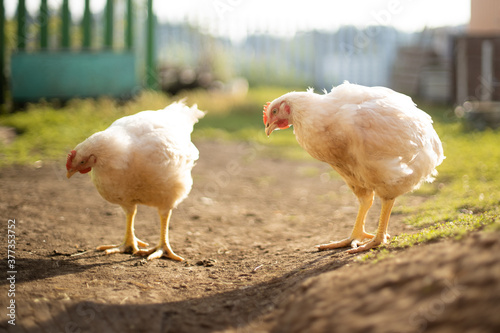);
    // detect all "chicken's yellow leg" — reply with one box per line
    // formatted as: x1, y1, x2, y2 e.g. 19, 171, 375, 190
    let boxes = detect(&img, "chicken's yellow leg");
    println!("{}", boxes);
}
347, 198, 395, 254
136, 209, 184, 261
317, 190, 375, 251
96, 205, 149, 255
